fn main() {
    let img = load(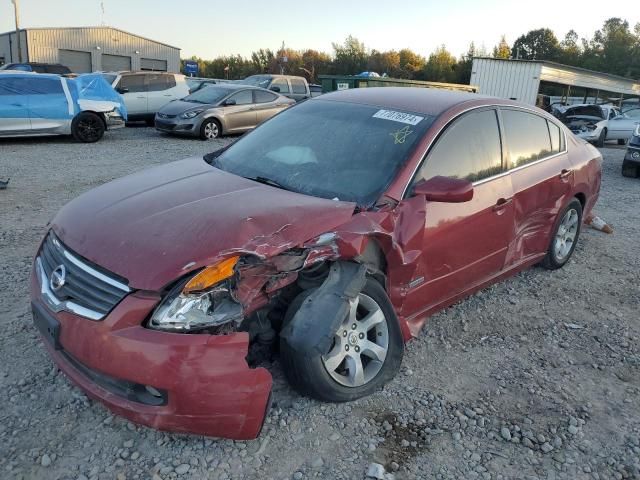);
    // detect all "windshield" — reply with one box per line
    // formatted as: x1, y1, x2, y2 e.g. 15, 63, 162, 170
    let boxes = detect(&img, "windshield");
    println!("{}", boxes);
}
242, 75, 272, 88
213, 99, 433, 205
100, 73, 117, 85
183, 85, 234, 104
